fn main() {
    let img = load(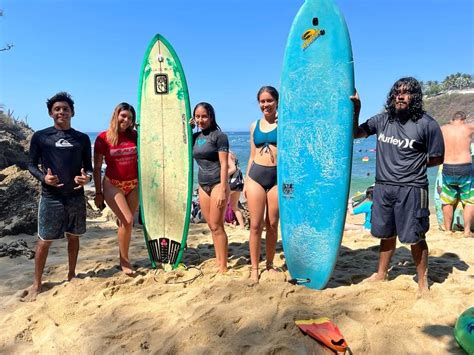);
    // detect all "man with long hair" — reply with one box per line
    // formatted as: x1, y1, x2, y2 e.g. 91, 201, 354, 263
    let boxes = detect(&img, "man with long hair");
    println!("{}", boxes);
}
351, 77, 444, 293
